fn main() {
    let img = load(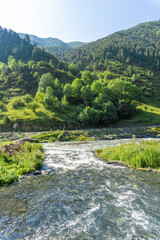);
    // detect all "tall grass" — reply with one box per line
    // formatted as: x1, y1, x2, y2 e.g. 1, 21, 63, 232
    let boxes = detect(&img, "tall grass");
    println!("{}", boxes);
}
0, 142, 45, 186
95, 140, 160, 169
